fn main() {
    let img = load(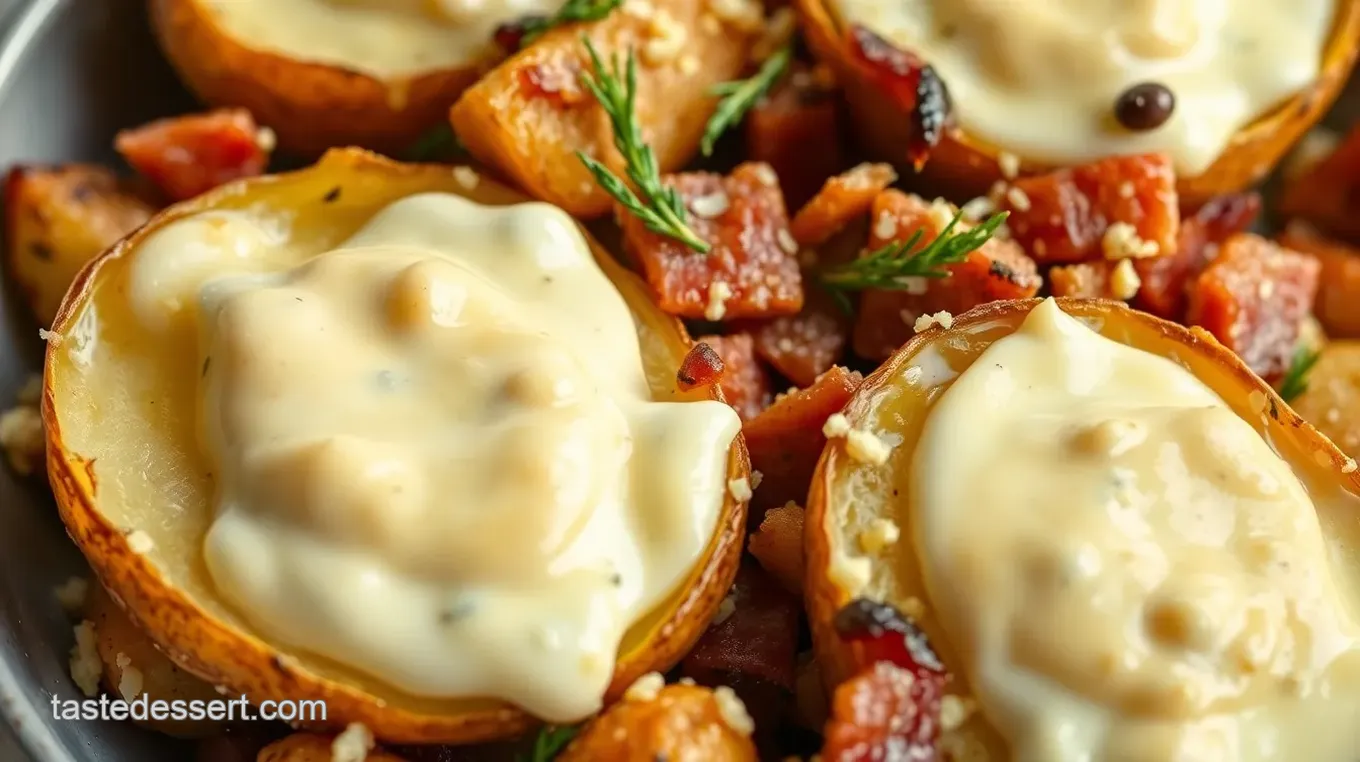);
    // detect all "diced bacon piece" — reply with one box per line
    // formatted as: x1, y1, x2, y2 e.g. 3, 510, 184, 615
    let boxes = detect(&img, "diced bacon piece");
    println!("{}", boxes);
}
682, 563, 800, 691
1002, 154, 1179, 265
621, 162, 803, 320
115, 109, 270, 202
1278, 222, 1360, 338
845, 25, 947, 170
1187, 233, 1321, 379
677, 341, 726, 391
851, 191, 1041, 360
789, 163, 898, 248
556, 683, 758, 762
1279, 123, 1360, 241
820, 661, 946, 762
698, 334, 772, 421
743, 366, 861, 518
745, 64, 845, 210
738, 287, 849, 387
1133, 193, 1261, 321
747, 502, 804, 596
